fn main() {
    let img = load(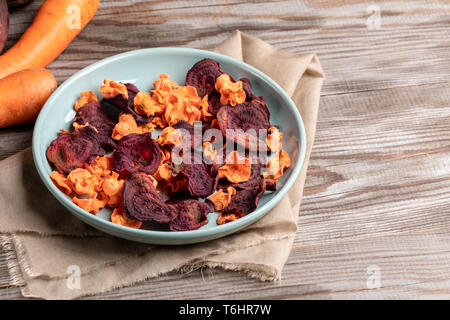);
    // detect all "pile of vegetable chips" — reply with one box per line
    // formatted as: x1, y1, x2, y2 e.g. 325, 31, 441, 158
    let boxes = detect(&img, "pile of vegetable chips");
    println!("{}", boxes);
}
47, 59, 291, 231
